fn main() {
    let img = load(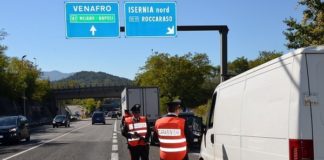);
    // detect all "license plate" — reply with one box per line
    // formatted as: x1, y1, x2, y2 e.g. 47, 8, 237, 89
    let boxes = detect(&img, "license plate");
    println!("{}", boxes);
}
194, 138, 198, 142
